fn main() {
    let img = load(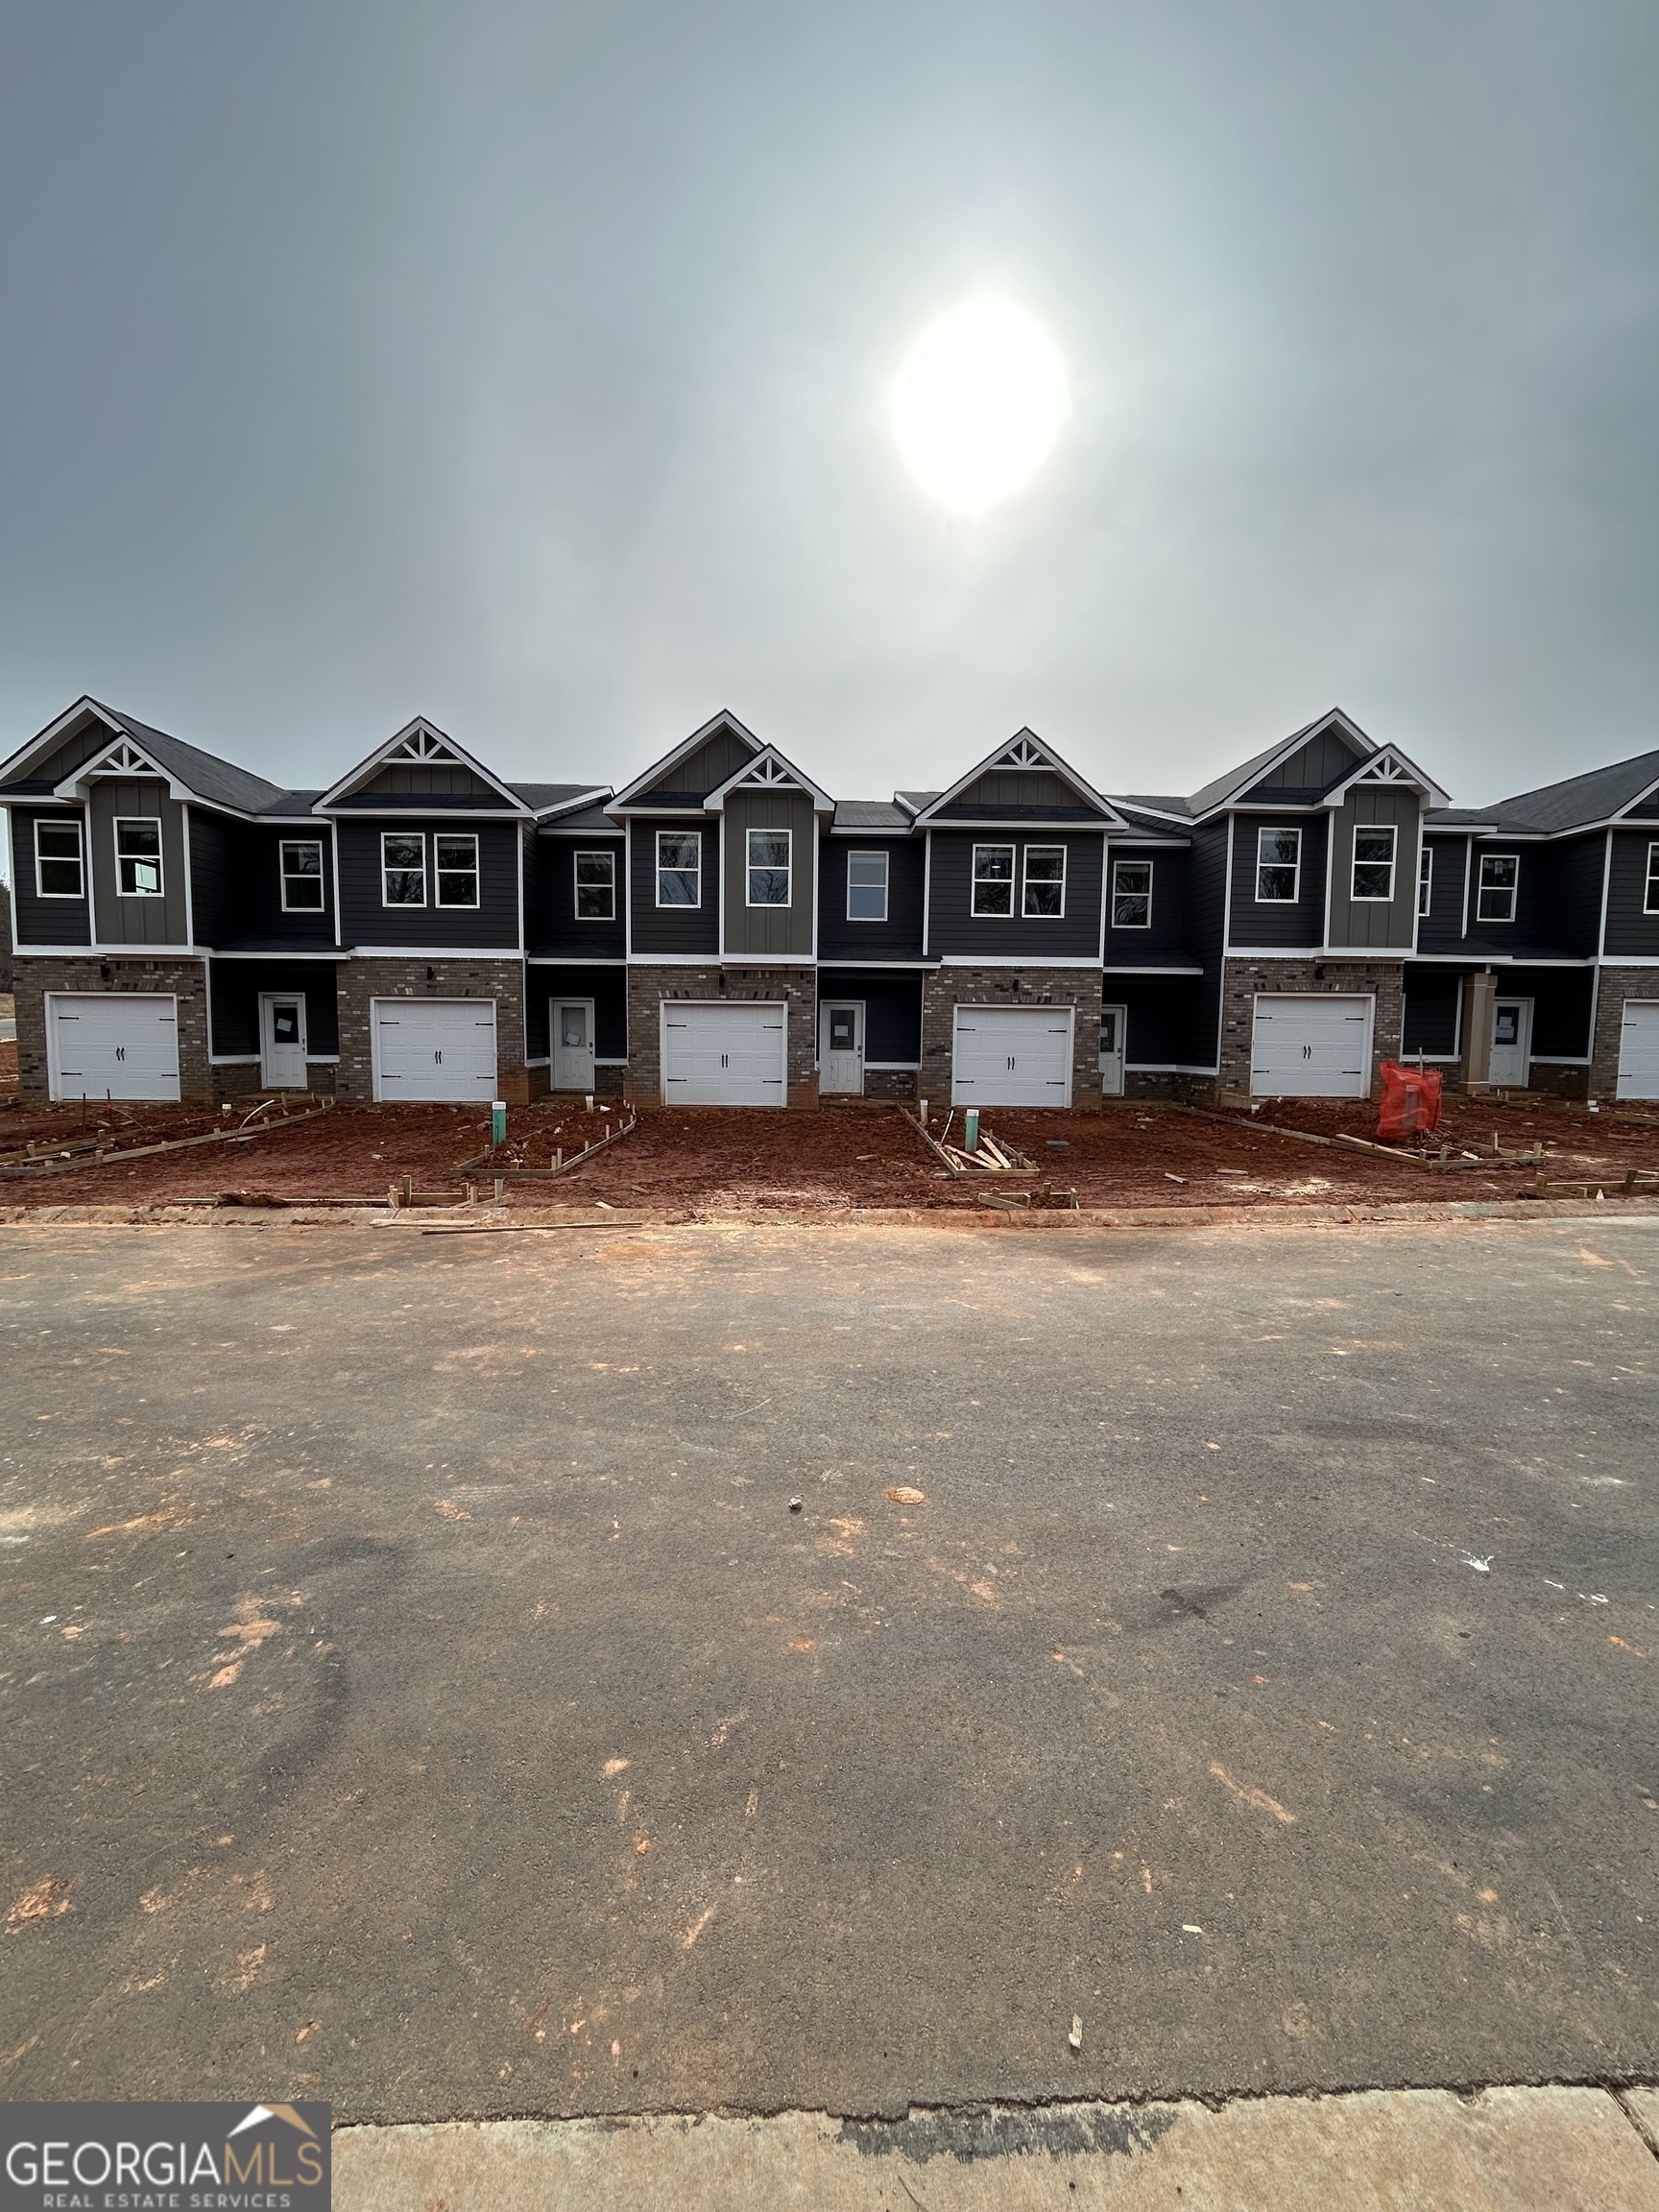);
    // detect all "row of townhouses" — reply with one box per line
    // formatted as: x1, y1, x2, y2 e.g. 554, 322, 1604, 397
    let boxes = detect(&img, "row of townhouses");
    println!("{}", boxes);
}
2, 697, 1658, 1110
